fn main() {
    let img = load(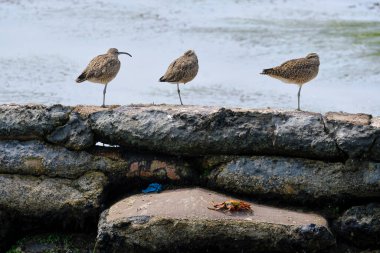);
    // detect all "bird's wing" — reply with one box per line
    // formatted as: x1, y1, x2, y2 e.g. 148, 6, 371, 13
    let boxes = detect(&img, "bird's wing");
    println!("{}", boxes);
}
162, 56, 192, 82
274, 58, 315, 77
278, 58, 301, 69
84, 55, 120, 80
